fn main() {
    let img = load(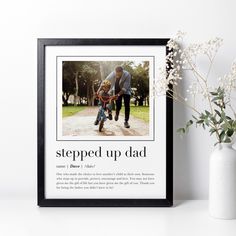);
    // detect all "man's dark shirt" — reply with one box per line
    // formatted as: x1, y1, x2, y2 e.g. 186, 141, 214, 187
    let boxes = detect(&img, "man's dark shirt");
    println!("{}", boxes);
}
115, 77, 121, 94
